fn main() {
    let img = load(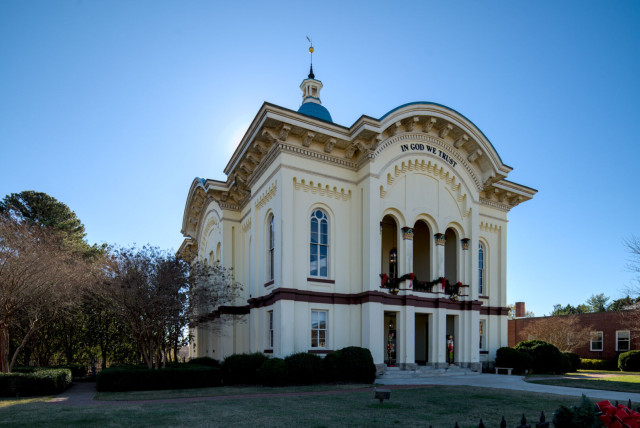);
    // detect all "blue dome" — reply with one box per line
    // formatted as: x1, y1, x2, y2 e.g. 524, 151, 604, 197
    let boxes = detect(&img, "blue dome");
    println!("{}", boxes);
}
297, 102, 333, 123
